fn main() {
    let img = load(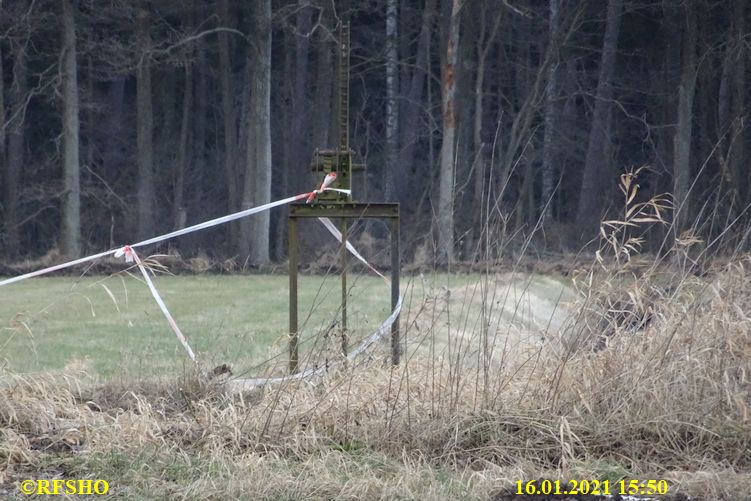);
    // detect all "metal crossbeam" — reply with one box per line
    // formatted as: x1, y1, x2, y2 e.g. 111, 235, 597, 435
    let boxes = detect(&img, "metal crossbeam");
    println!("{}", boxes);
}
290, 202, 399, 219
